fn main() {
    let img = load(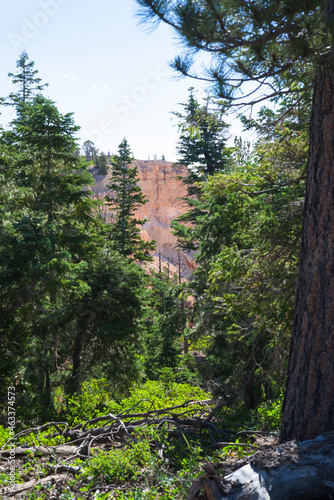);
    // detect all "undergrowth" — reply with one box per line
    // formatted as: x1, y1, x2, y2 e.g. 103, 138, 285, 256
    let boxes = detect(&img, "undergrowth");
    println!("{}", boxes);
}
0, 379, 282, 499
